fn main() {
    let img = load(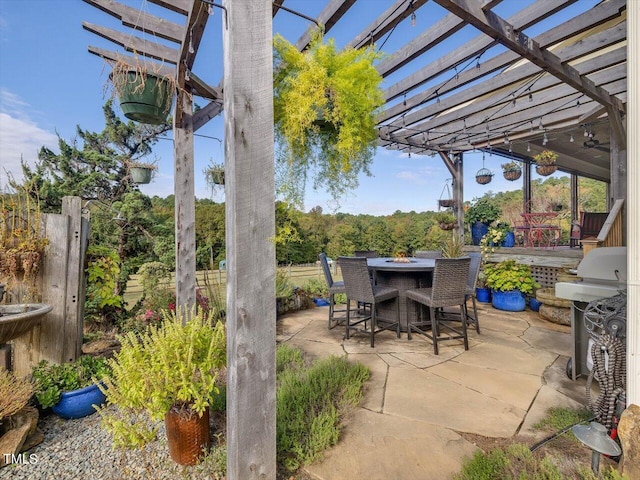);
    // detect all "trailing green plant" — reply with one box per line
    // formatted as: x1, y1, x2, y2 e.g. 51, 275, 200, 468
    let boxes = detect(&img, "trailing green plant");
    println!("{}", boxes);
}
465, 198, 501, 225
0, 368, 34, 421
204, 161, 225, 188
484, 260, 539, 295
31, 356, 111, 409
97, 308, 226, 448
276, 344, 369, 472
273, 28, 384, 205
